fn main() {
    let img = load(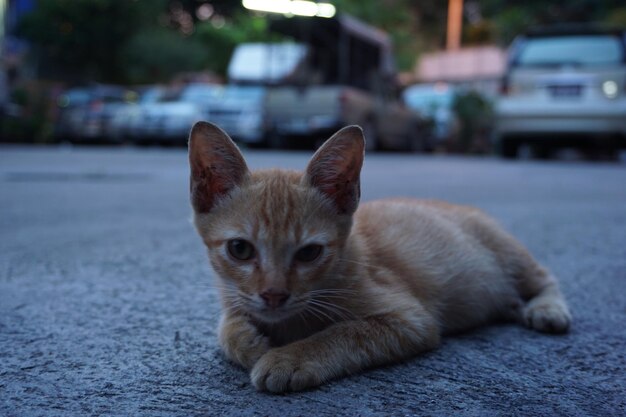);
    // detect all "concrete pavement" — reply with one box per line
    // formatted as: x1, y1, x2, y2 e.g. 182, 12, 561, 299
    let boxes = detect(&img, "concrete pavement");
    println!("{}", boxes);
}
1, 145, 625, 416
